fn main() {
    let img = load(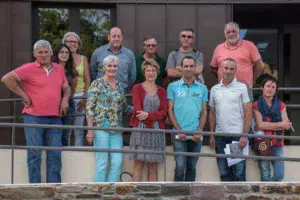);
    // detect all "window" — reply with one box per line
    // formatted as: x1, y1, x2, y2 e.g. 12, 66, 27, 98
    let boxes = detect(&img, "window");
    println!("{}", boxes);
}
32, 3, 115, 59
